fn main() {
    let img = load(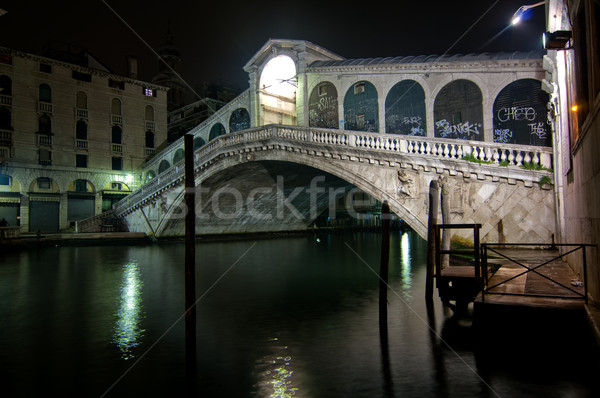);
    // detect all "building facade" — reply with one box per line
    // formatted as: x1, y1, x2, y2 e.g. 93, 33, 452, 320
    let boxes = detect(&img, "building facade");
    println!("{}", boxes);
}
0, 46, 168, 233
545, 0, 600, 301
